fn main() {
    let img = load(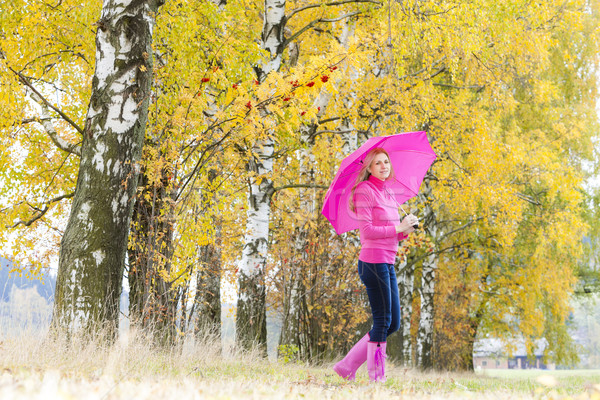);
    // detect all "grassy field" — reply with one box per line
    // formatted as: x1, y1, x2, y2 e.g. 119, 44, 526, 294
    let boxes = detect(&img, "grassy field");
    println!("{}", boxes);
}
1, 330, 599, 399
